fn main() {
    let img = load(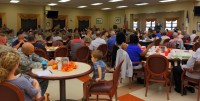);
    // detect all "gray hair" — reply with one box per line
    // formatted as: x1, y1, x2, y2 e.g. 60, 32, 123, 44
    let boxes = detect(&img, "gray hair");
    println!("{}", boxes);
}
173, 32, 178, 38
110, 31, 115, 36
